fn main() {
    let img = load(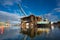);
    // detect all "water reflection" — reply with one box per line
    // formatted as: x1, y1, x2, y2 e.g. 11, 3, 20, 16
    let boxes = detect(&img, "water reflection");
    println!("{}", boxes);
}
0, 26, 60, 40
